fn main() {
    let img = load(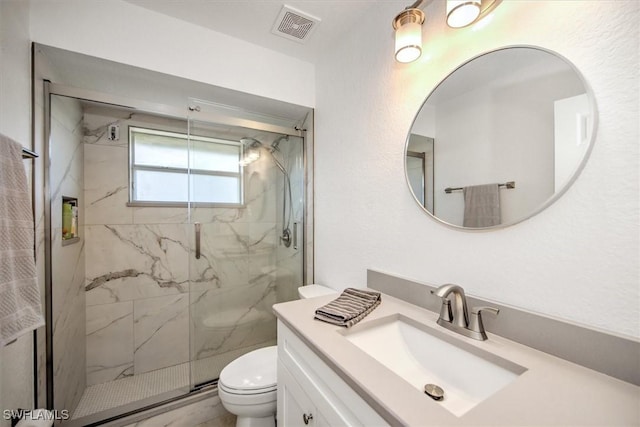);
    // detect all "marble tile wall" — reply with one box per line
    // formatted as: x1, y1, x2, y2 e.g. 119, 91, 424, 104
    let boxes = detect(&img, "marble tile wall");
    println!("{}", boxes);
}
50, 95, 87, 416
83, 107, 295, 388
83, 109, 191, 386
86, 301, 133, 384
